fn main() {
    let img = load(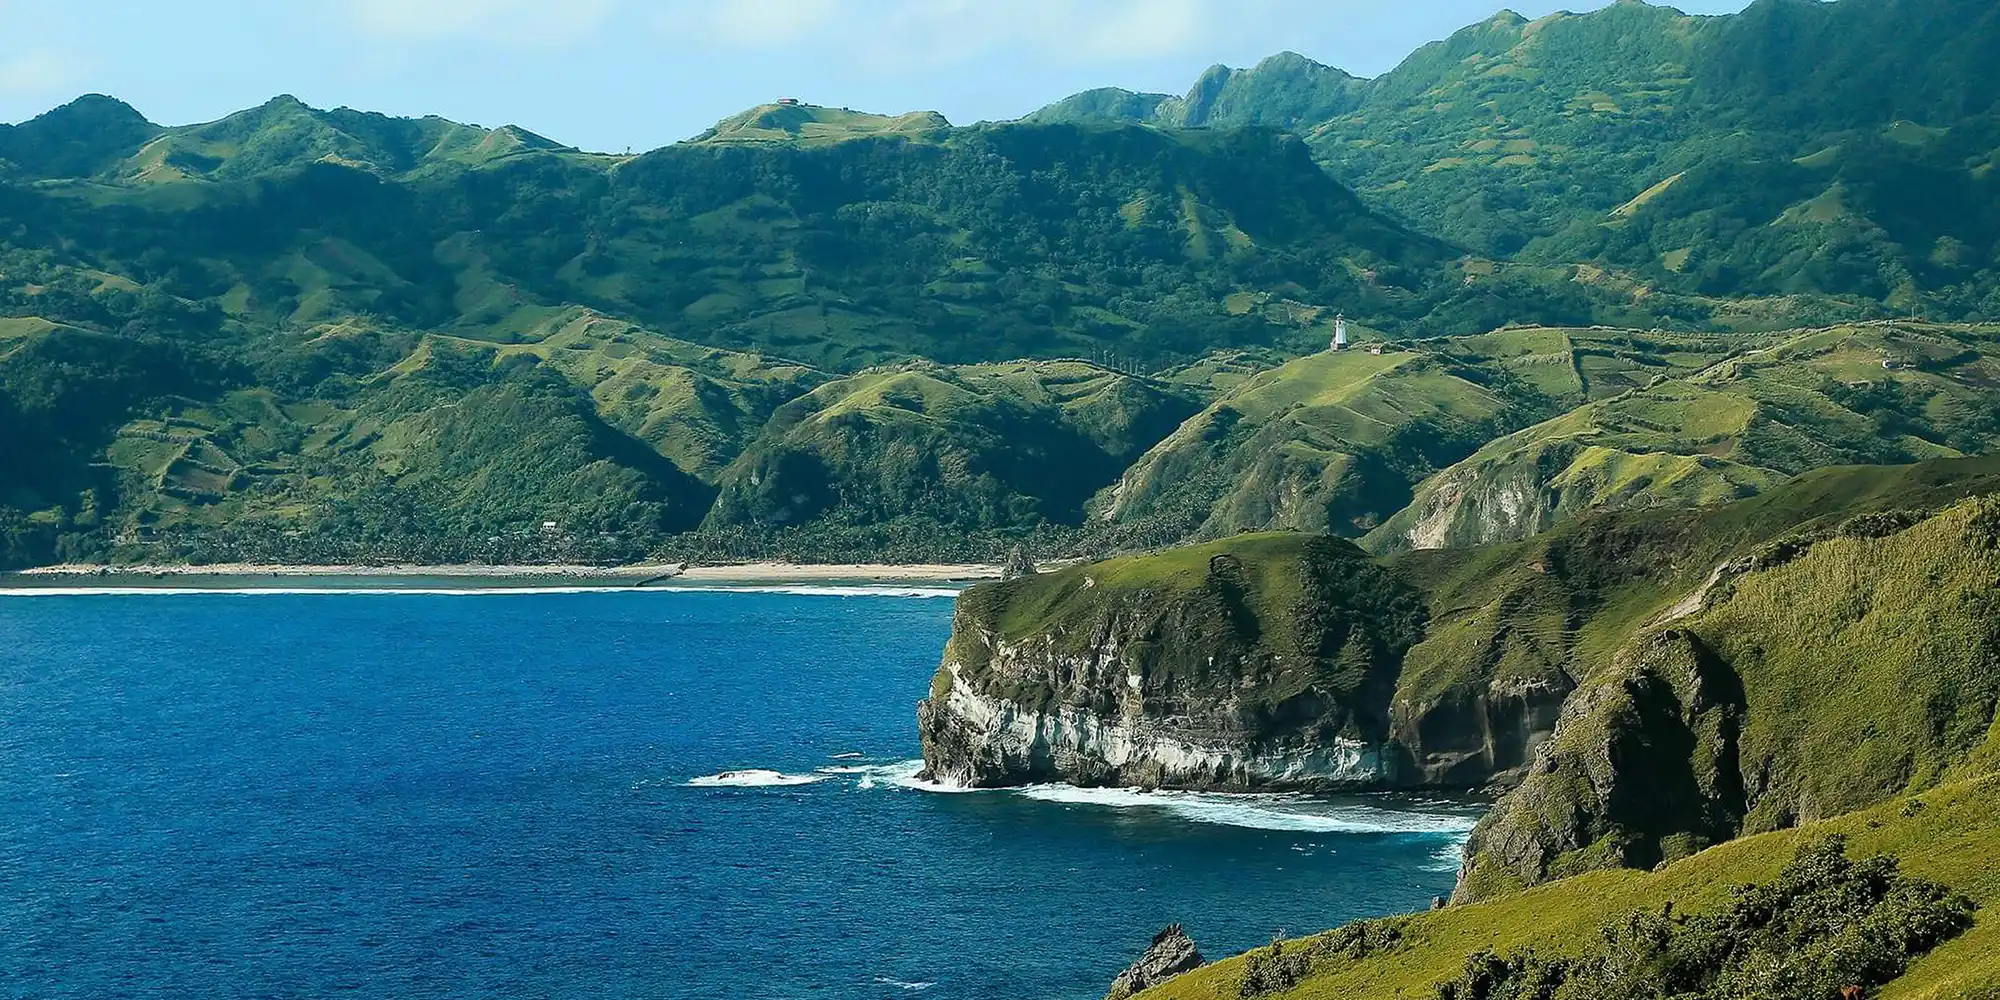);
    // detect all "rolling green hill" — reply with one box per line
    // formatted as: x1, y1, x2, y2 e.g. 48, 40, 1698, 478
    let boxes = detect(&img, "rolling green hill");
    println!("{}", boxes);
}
1368, 322, 2000, 551
702, 359, 1200, 548
1143, 772, 2000, 1000
1092, 326, 1748, 549
691, 103, 952, 146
